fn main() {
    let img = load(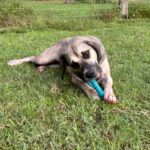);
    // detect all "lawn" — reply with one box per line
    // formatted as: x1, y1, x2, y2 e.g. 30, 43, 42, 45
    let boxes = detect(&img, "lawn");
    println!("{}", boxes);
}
0, 1, 150, 150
